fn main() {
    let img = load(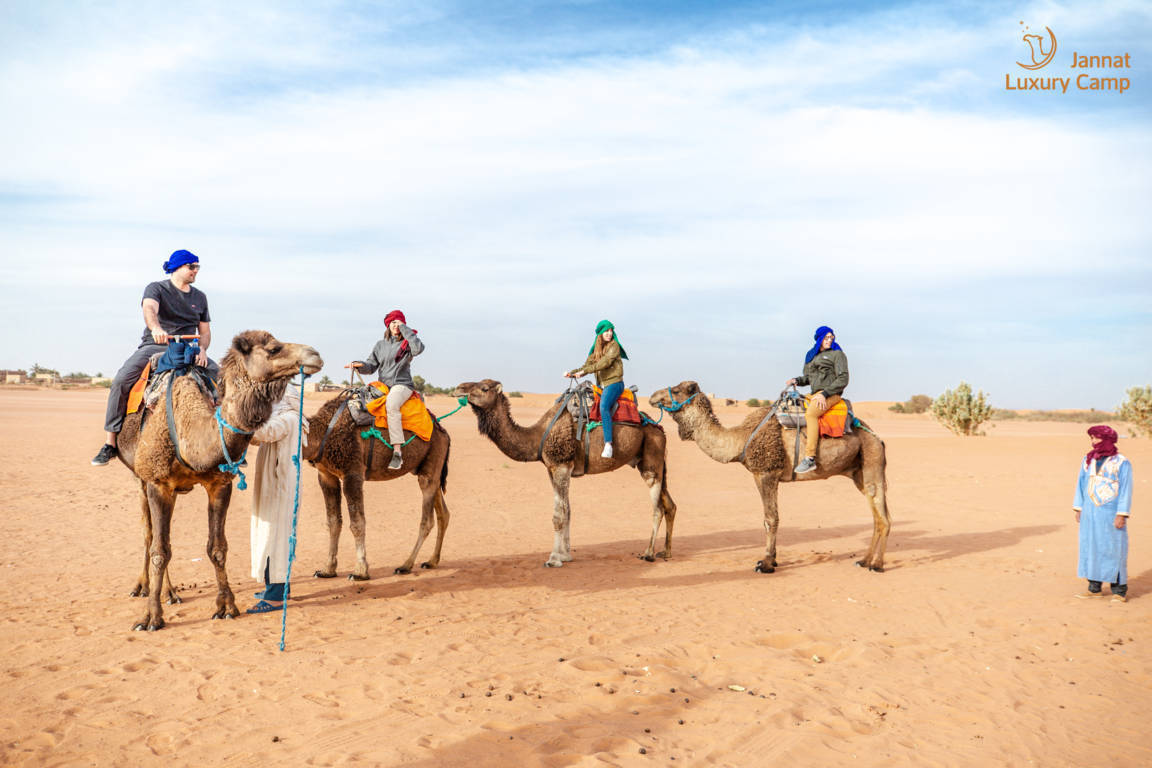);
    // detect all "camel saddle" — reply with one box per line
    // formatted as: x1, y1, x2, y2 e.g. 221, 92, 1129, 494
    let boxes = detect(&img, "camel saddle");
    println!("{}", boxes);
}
128, 352, 217, 416
586, 385, 643, 426
775, 391, 853, 437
